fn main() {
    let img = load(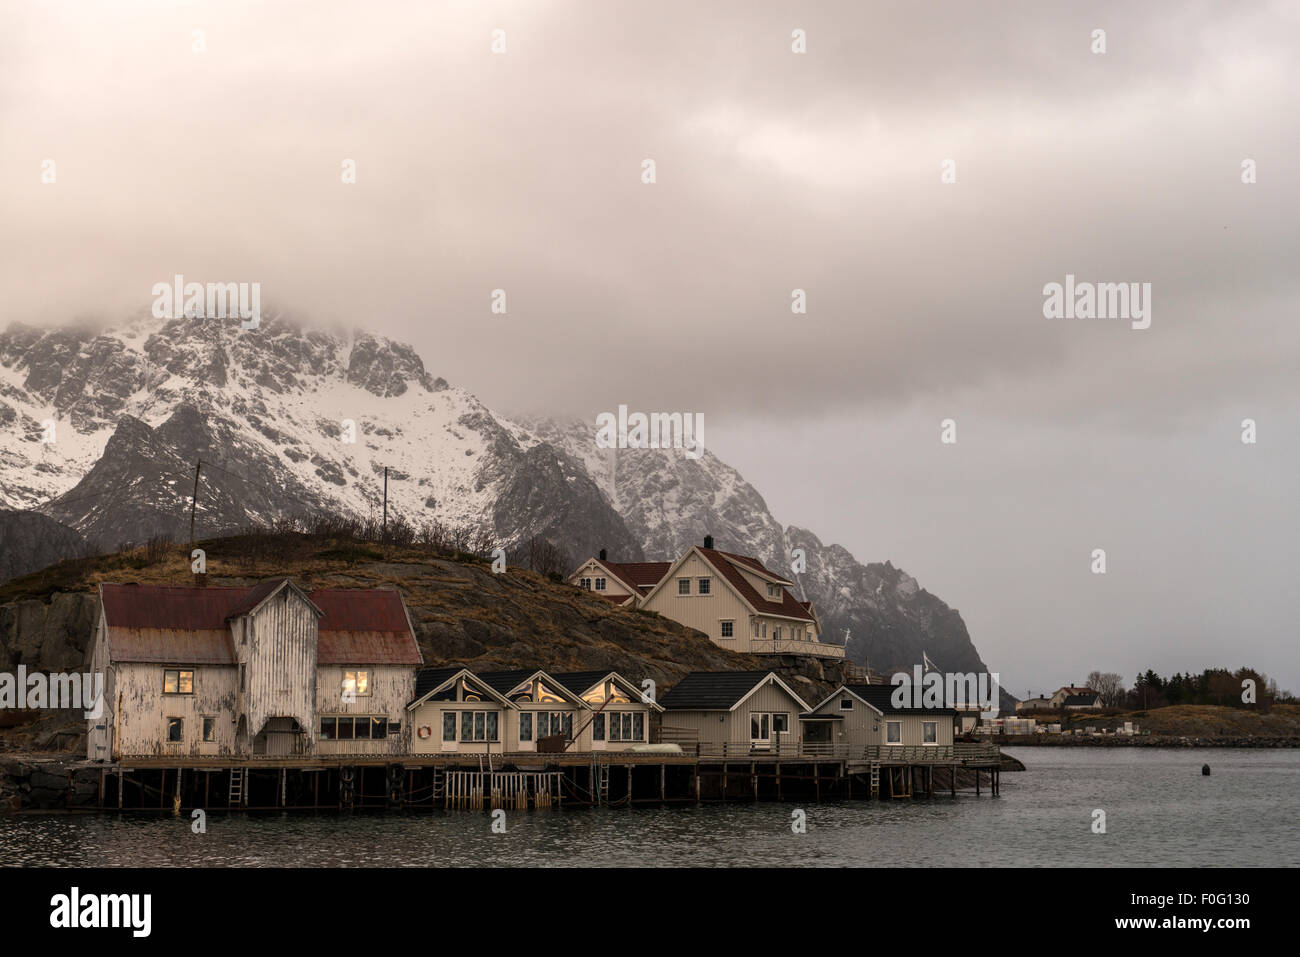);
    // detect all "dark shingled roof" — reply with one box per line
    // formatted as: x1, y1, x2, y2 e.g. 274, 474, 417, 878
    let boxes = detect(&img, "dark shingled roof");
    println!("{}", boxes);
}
413, 667, 466, 701
475, 669, 538, 695
553, 671, 611, 696
659, 671, 783, 710
1063, 693, 1100, 706
845, 684, 957, 716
